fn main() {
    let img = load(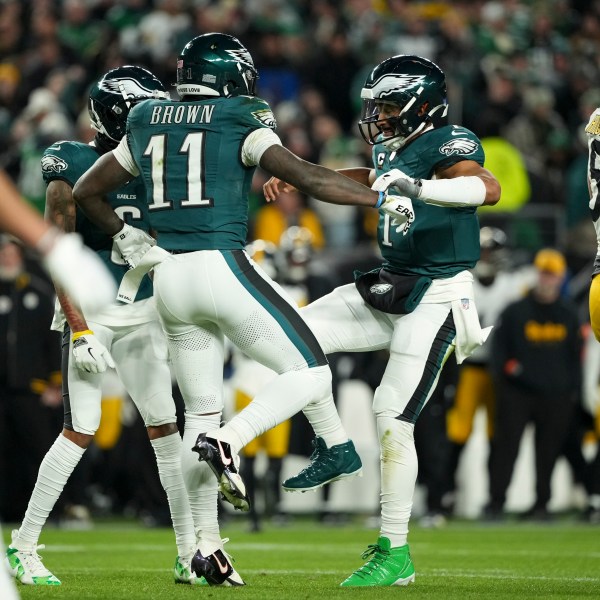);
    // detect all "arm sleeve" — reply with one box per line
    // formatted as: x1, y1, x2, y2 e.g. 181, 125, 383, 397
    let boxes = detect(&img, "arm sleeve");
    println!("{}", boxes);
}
241, 128, 282, 167
113, 136, 139, 176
